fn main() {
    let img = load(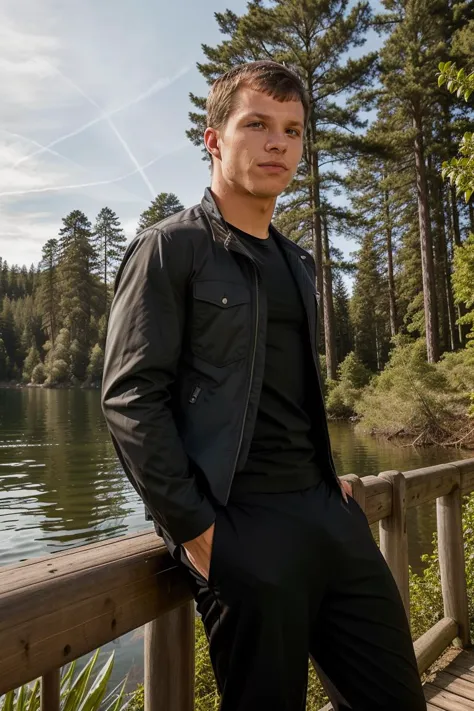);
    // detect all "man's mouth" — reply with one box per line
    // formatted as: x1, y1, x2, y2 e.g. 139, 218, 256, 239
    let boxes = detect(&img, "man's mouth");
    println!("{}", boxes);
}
258, 162, 288, 172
